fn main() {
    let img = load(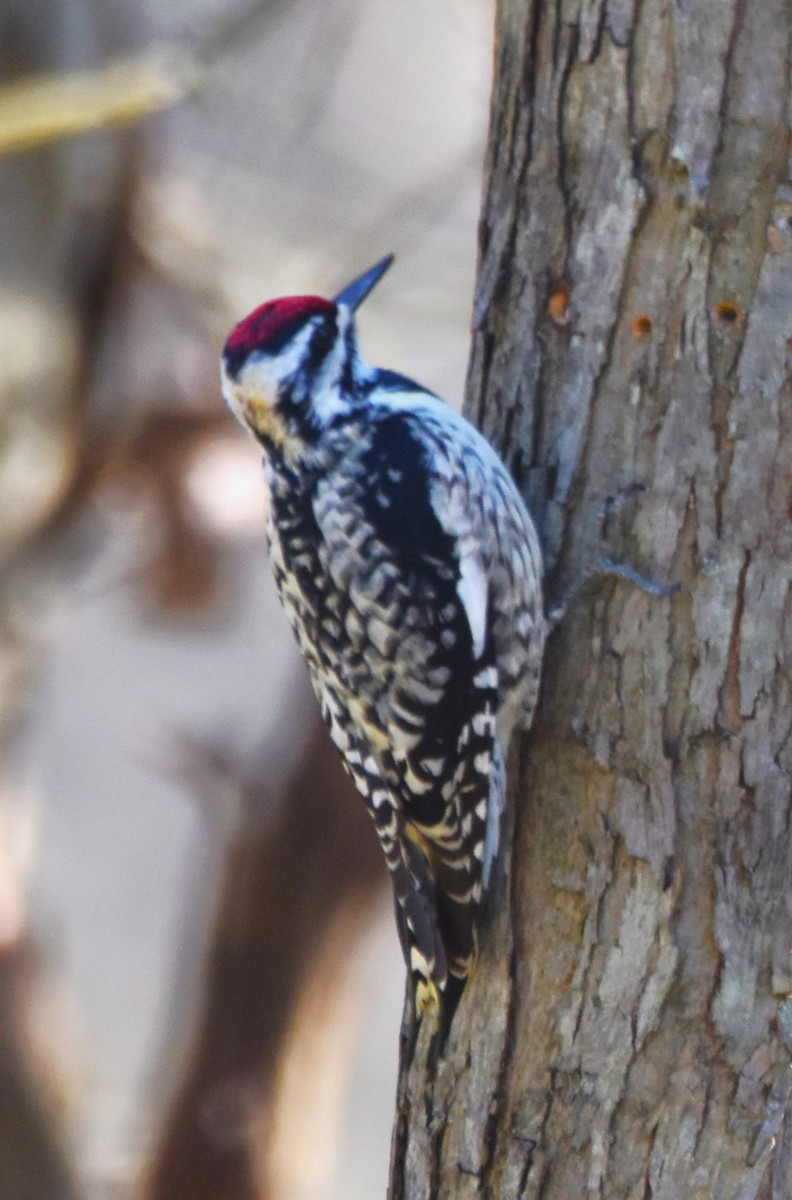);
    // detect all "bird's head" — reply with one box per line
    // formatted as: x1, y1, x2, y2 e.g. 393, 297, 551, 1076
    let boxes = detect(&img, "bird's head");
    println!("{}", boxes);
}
221, 254, 393, 460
